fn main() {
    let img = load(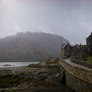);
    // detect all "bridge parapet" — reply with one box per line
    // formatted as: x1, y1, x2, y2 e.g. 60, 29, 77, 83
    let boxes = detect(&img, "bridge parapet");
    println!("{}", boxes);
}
59, 59, 92, 92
